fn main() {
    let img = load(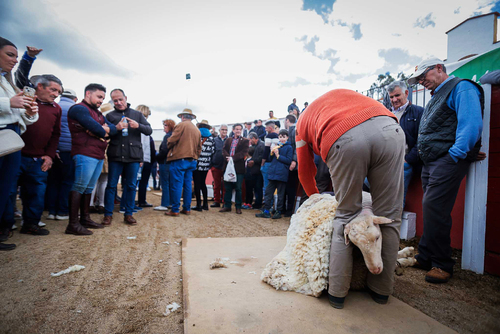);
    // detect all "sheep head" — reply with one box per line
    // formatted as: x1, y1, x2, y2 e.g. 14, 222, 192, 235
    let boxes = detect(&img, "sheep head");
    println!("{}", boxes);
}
344, 212, 392, 275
